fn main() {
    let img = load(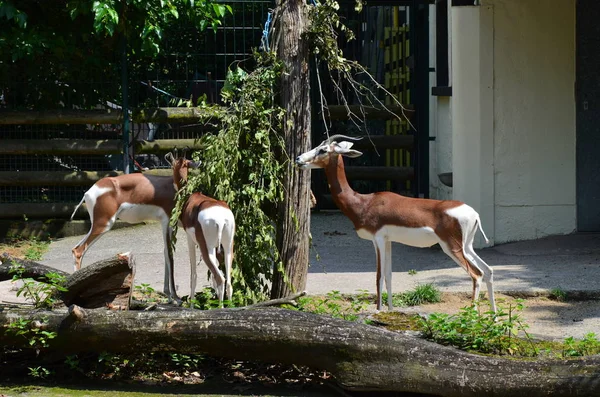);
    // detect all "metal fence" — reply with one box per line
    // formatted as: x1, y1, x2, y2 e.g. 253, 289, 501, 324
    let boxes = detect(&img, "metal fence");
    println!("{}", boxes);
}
0, 1, 272, 210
